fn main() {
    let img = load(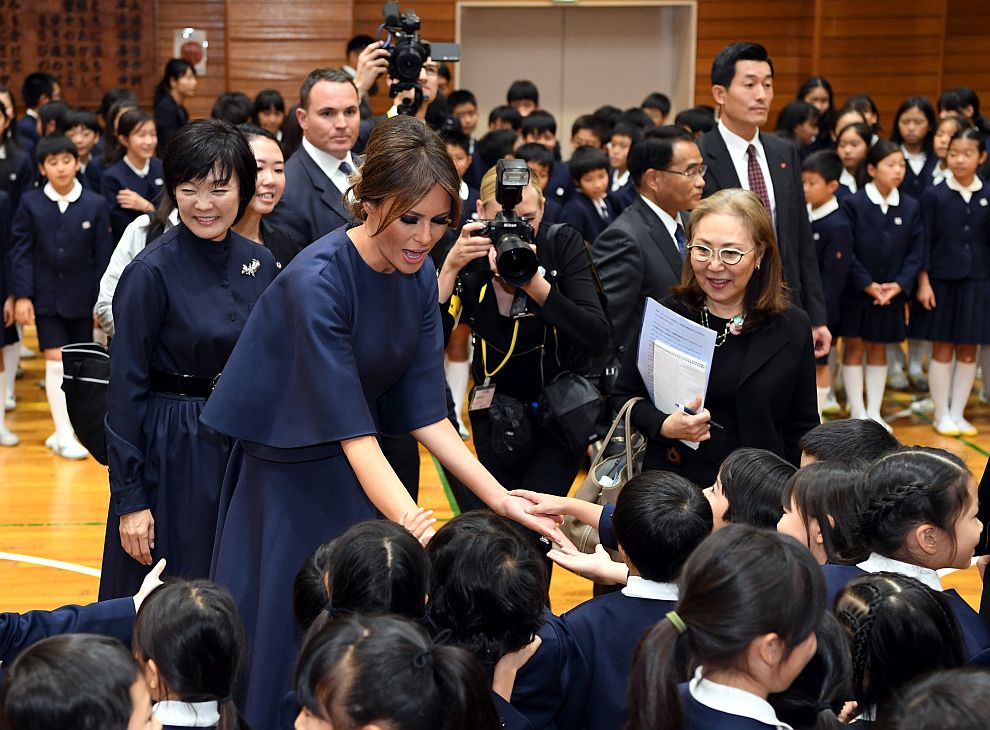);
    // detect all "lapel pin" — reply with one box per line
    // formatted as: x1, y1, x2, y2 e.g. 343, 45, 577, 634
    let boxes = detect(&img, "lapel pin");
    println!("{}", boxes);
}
241, 258, 261, 277
780, 162, 787, 169
893, 217, 903, 226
